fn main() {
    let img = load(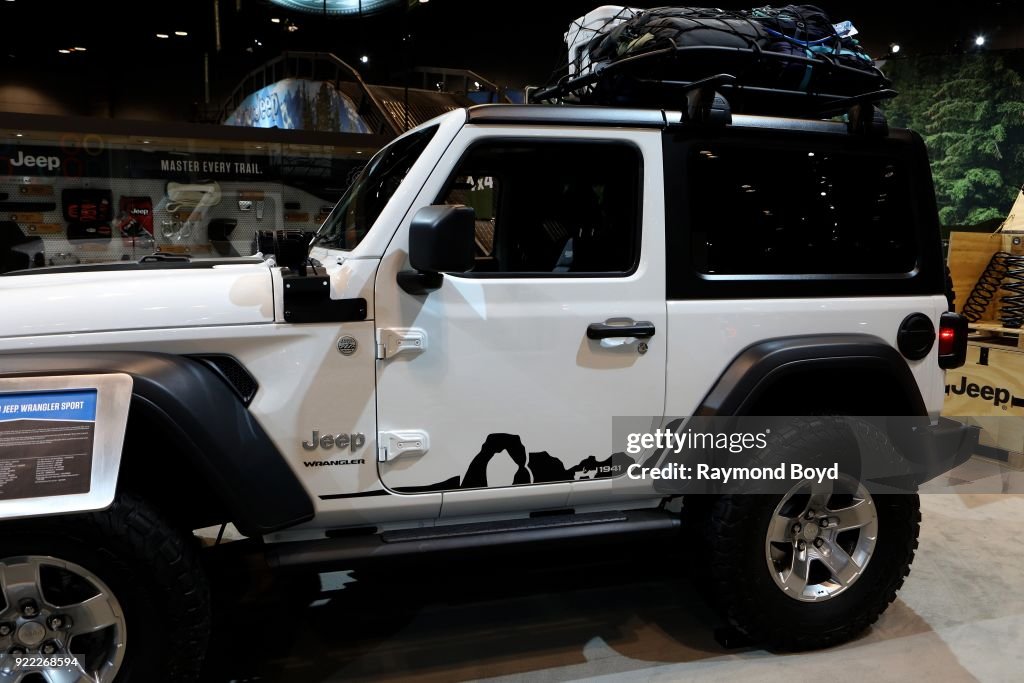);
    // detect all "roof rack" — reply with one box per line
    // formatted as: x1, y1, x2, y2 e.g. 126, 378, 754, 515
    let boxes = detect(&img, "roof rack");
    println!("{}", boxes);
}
531, 44, 895, 128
